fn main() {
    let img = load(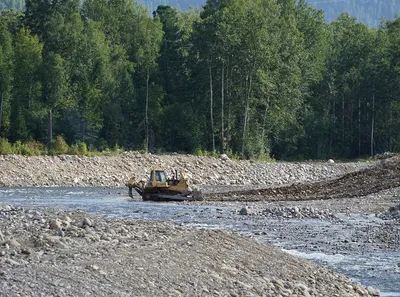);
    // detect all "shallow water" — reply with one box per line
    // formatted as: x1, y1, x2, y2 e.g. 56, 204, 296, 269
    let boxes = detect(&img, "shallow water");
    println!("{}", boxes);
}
1, 187, 399, 296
